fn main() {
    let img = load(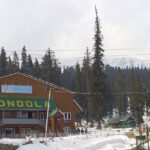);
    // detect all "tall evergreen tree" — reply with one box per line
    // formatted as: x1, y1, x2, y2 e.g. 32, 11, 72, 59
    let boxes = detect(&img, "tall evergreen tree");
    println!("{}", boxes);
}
0, 47, 7, 76
52, 59, 61, 85
7, 56, 13, 74
27, 54, 33, 74
81, 47, 93, 122
75, 62, 85, 123
33, 58, 41, 78
115, 68, 128, 115
62, 66, 75, 90
146, 70, 150, 115
91, 7, 106, 128
41, 48, 54, 82
12, 51, 20, 72
21, 46, 28, 73
129, 69, 144, 123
